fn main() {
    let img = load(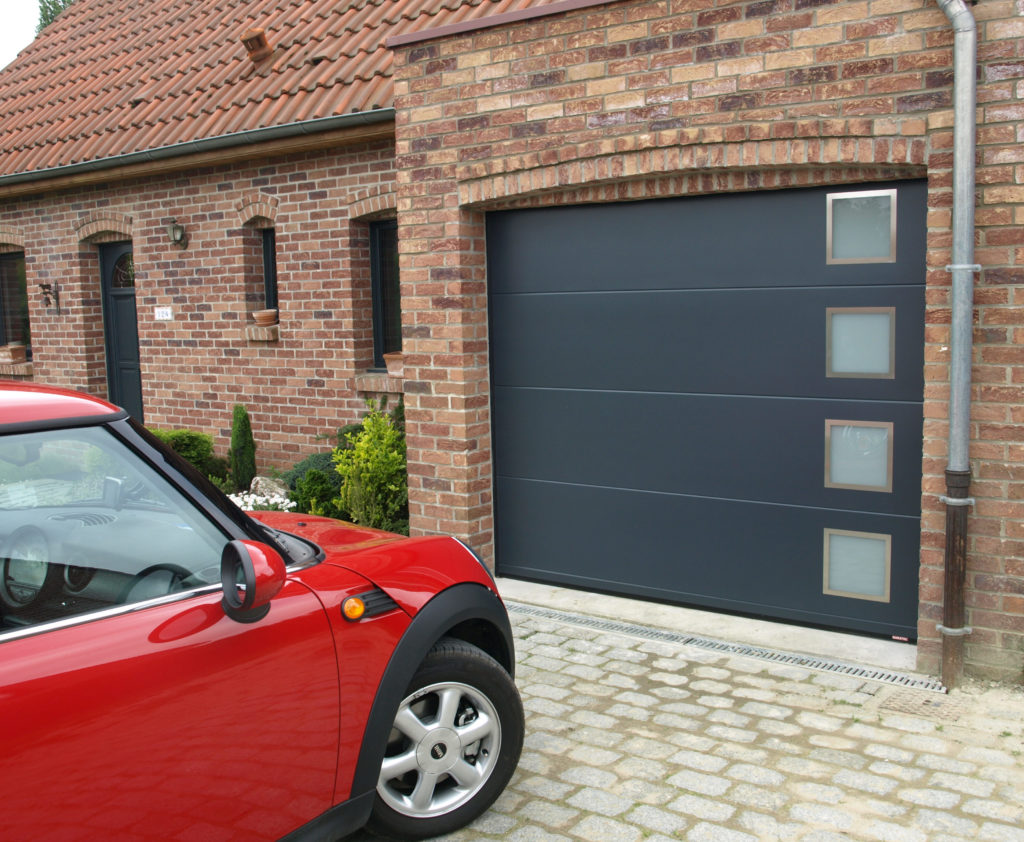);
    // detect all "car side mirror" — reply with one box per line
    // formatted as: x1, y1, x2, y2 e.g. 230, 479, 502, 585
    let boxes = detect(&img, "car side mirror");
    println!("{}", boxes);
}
220, 539, 286, 623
